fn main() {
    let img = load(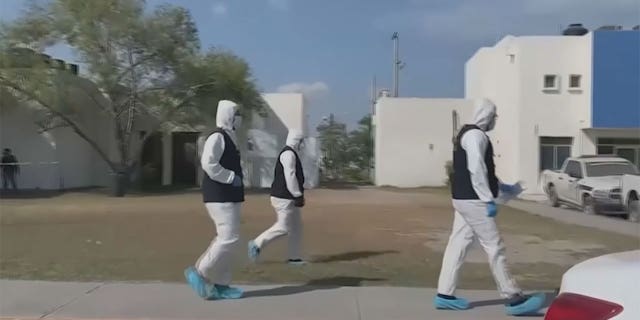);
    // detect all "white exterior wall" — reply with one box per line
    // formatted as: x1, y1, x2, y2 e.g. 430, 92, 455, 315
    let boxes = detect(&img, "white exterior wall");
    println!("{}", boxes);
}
517, 34, 593, 191
1, 99, 59, 190
375, 98, 473, 187
465, 37, 522, 184
262, 93, 306, 133
245, 93, 319, 189
0, 108, 108, 190
0, 82, 116, 190
2, 86, 318, 191
466, 34, 594, 193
